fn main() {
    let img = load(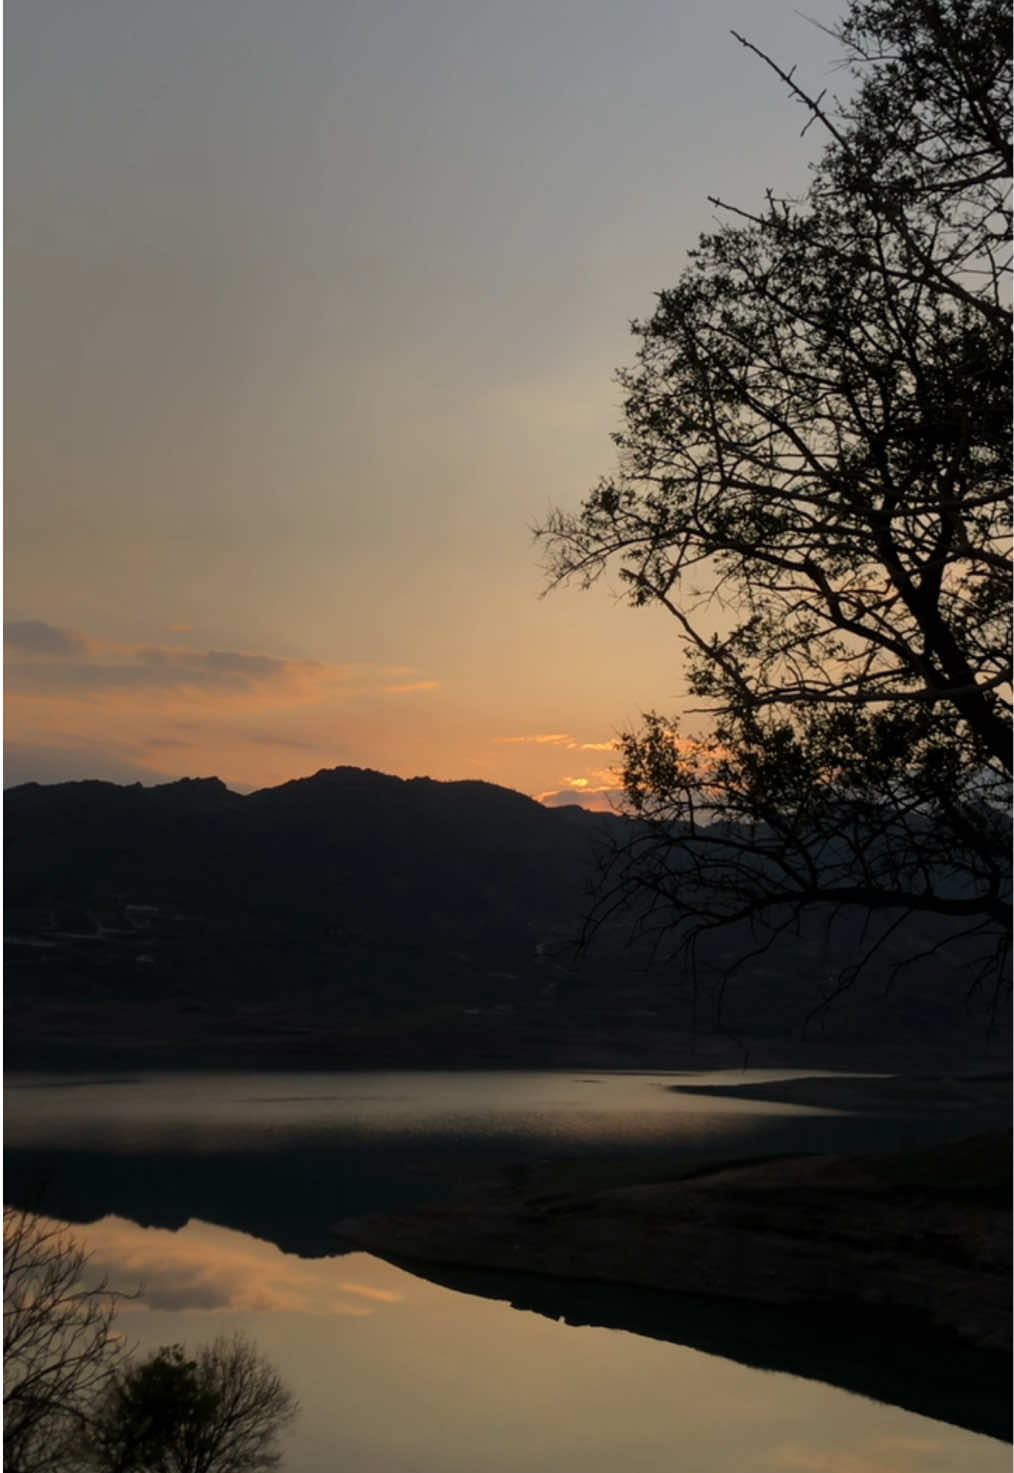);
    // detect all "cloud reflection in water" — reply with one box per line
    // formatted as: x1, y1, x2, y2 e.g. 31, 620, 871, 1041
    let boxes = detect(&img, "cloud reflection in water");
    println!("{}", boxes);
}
80, 1215, 402, 1316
